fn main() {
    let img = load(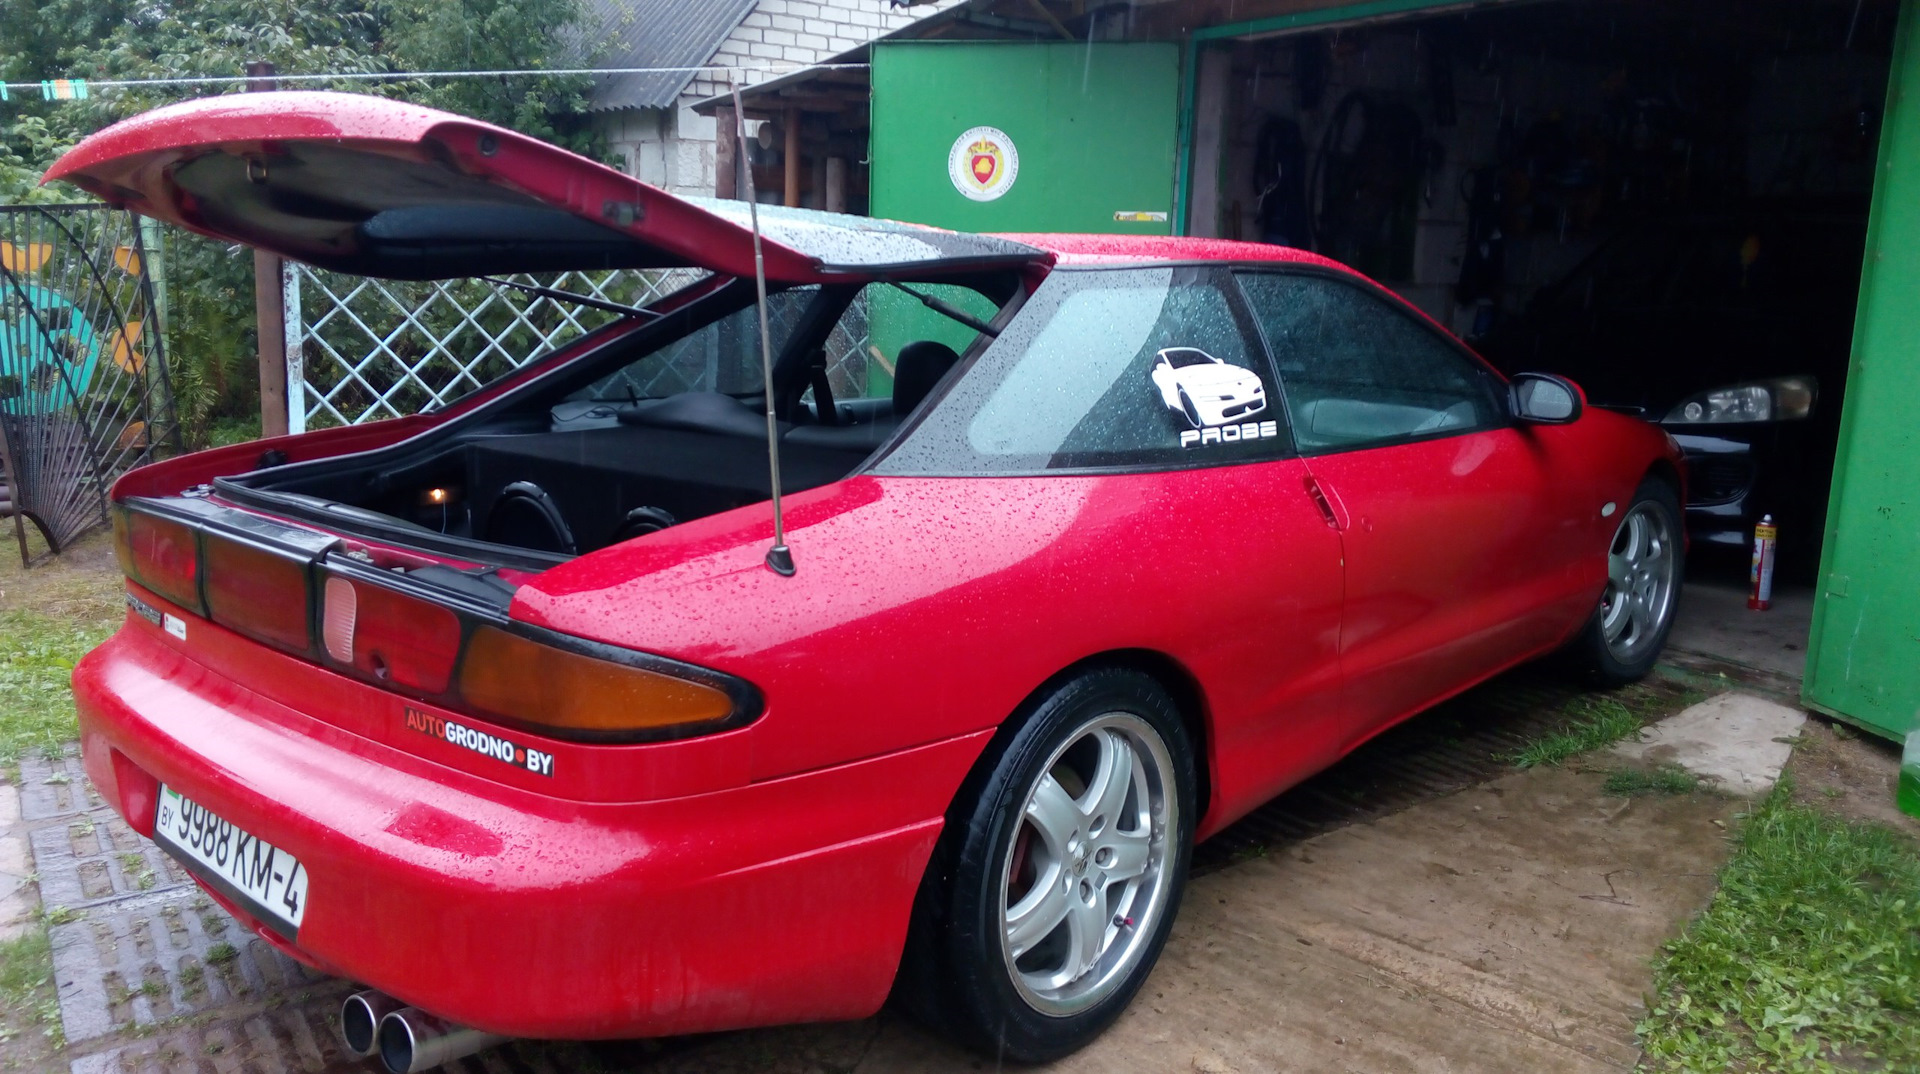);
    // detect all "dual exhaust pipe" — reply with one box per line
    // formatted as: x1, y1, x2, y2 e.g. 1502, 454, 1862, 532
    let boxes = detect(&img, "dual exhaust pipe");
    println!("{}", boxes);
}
341, 990, 507, 1073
